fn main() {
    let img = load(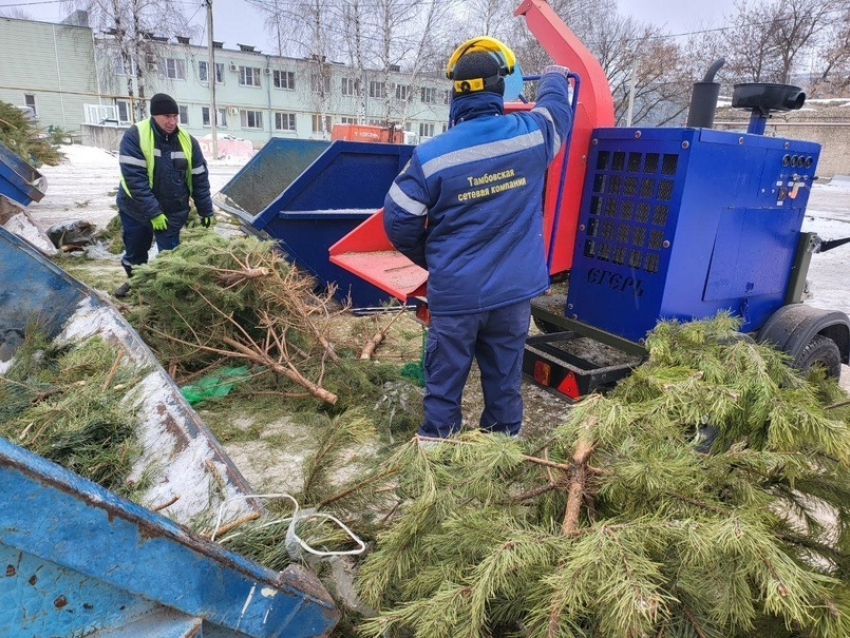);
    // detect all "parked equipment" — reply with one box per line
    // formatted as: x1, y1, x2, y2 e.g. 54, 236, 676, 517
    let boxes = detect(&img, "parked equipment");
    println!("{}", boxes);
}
0, 435, 339, 637
215, 137, 414, 309
0, 139, 46, 218
329, 0, 850, 398
0, 139, 341, 635
331, 123, 404, 144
